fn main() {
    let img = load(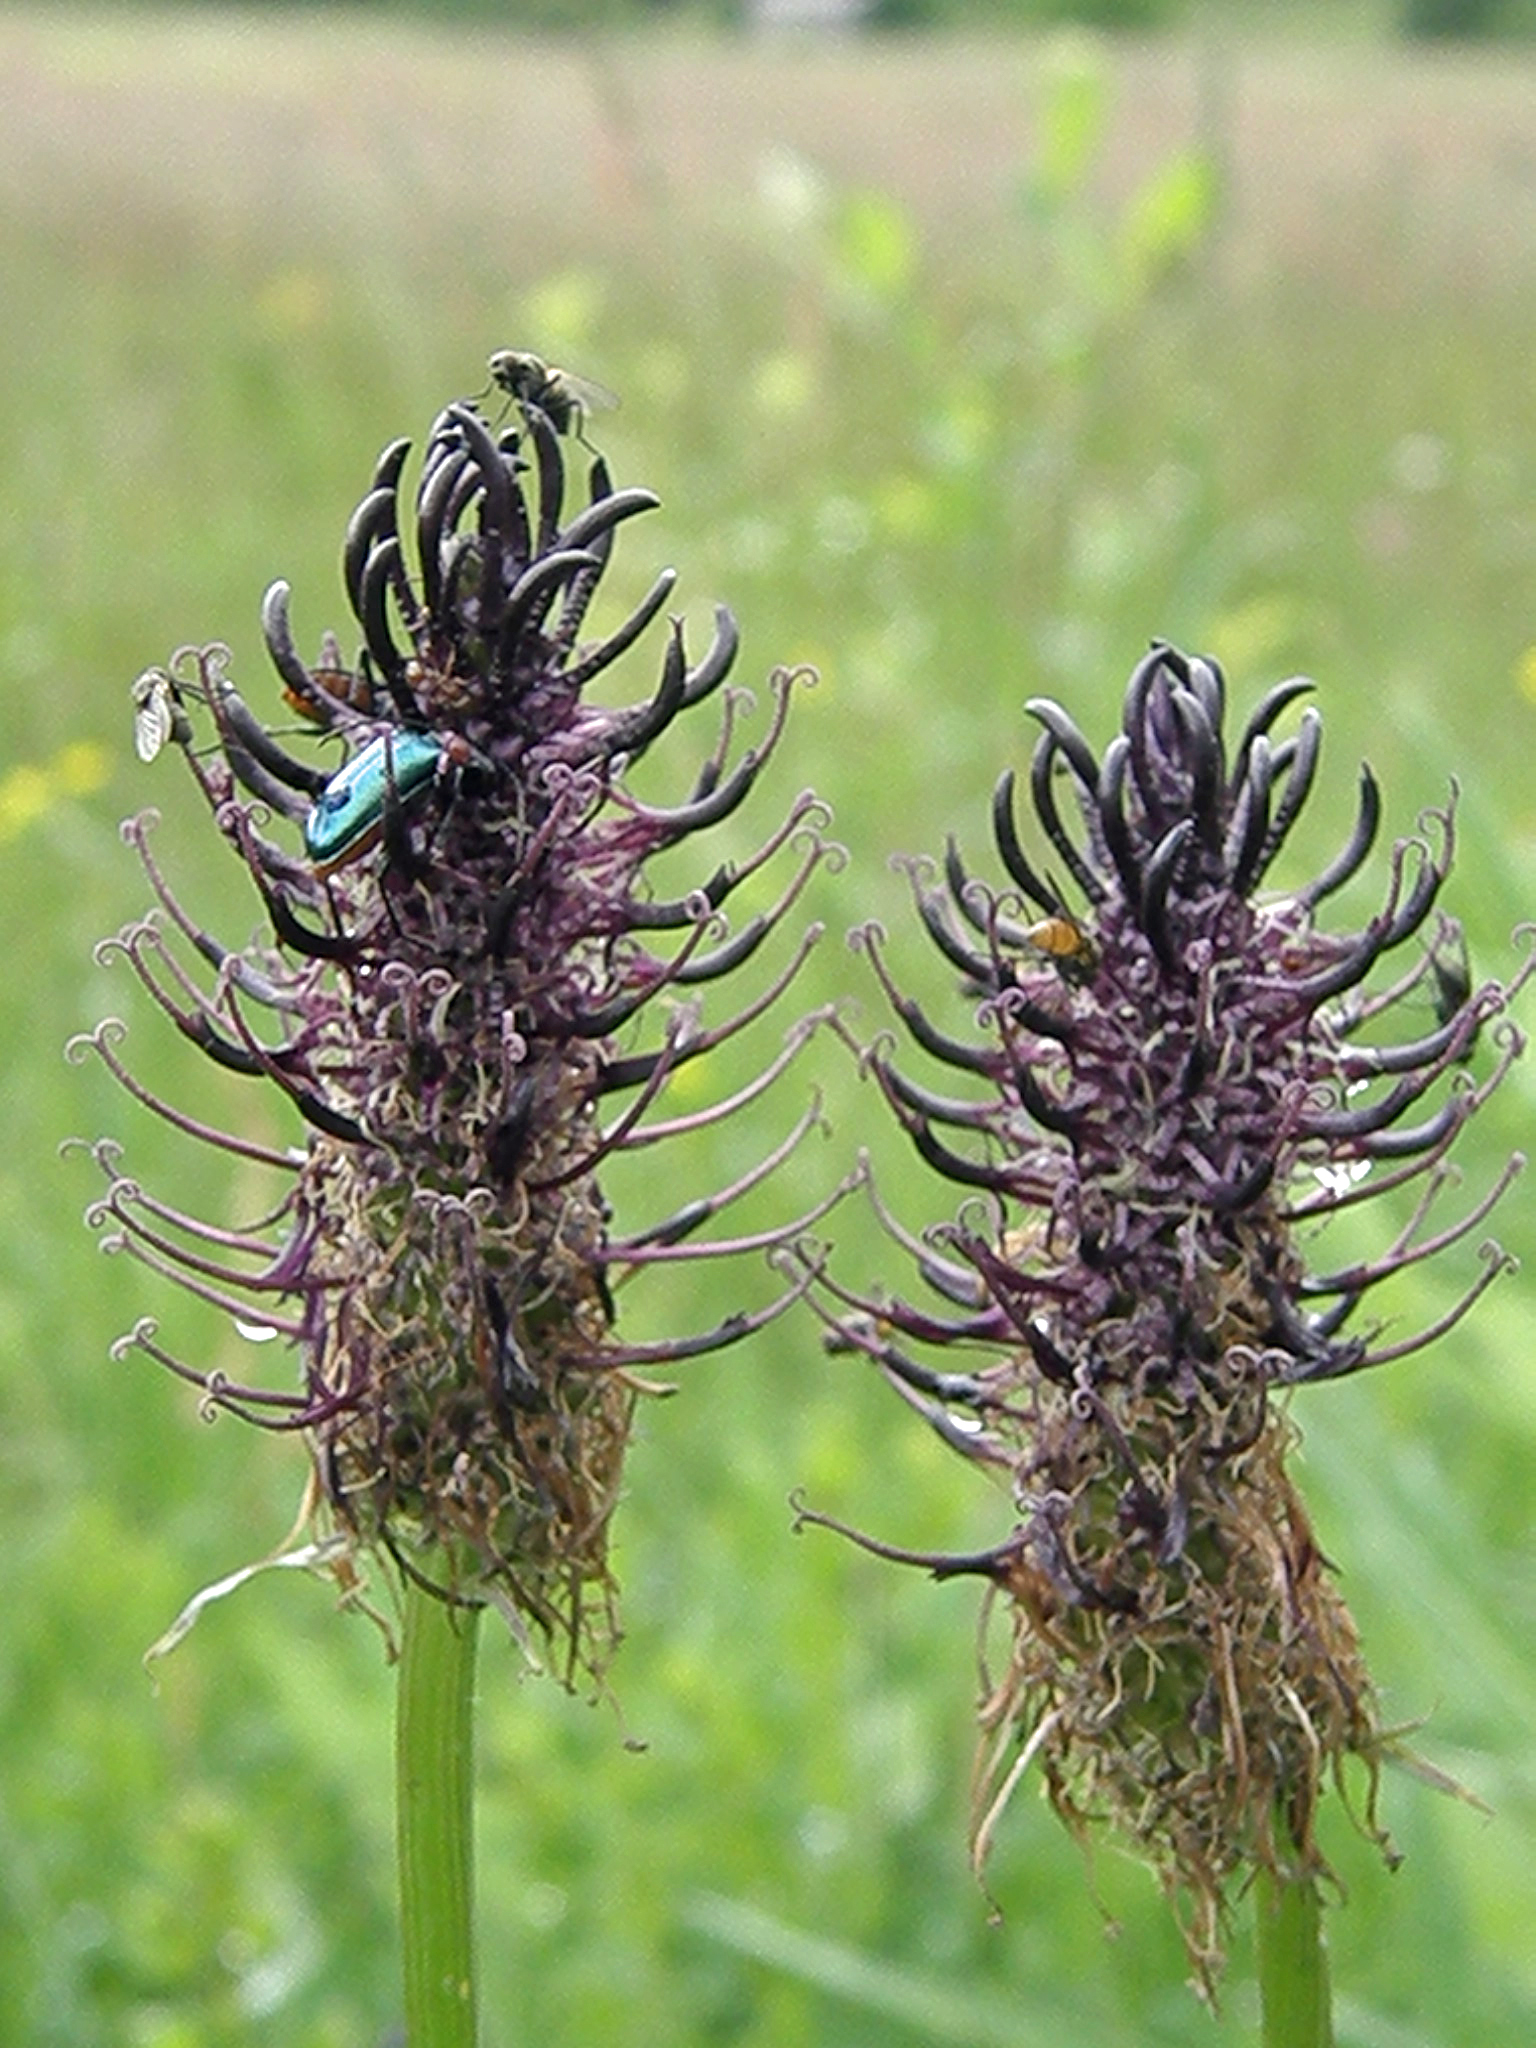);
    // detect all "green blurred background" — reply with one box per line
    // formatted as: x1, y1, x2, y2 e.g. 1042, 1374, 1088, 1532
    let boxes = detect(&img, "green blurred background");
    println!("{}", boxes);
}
2, 6, 1534, 2045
